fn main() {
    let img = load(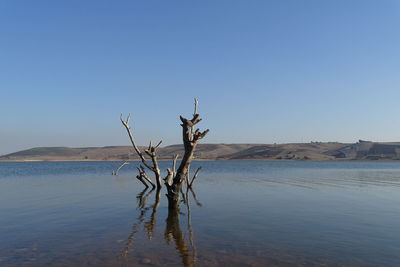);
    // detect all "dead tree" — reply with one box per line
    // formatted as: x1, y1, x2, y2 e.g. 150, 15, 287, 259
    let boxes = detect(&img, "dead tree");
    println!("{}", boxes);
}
121, 99, 208, 210
120, 114, 163, 189
165, 100, 208, 209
